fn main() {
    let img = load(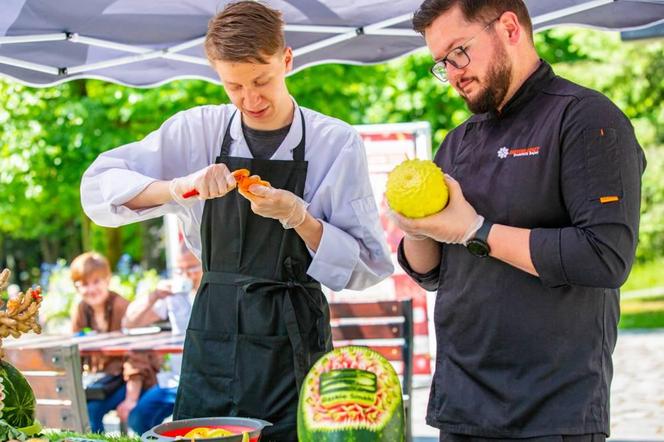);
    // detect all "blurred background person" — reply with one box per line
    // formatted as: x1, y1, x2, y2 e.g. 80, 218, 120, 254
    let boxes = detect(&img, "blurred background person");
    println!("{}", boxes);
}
122, 245, 202, 435
70, 252, 159, 433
